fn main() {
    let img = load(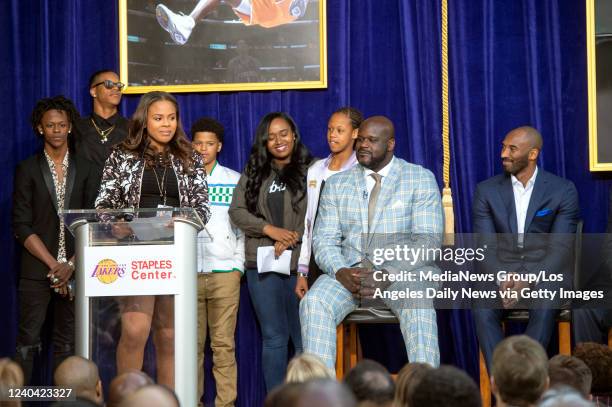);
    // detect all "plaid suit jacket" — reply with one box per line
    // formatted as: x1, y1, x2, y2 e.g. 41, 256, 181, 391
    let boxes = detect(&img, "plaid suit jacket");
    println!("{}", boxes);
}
313, 157, 443, 277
